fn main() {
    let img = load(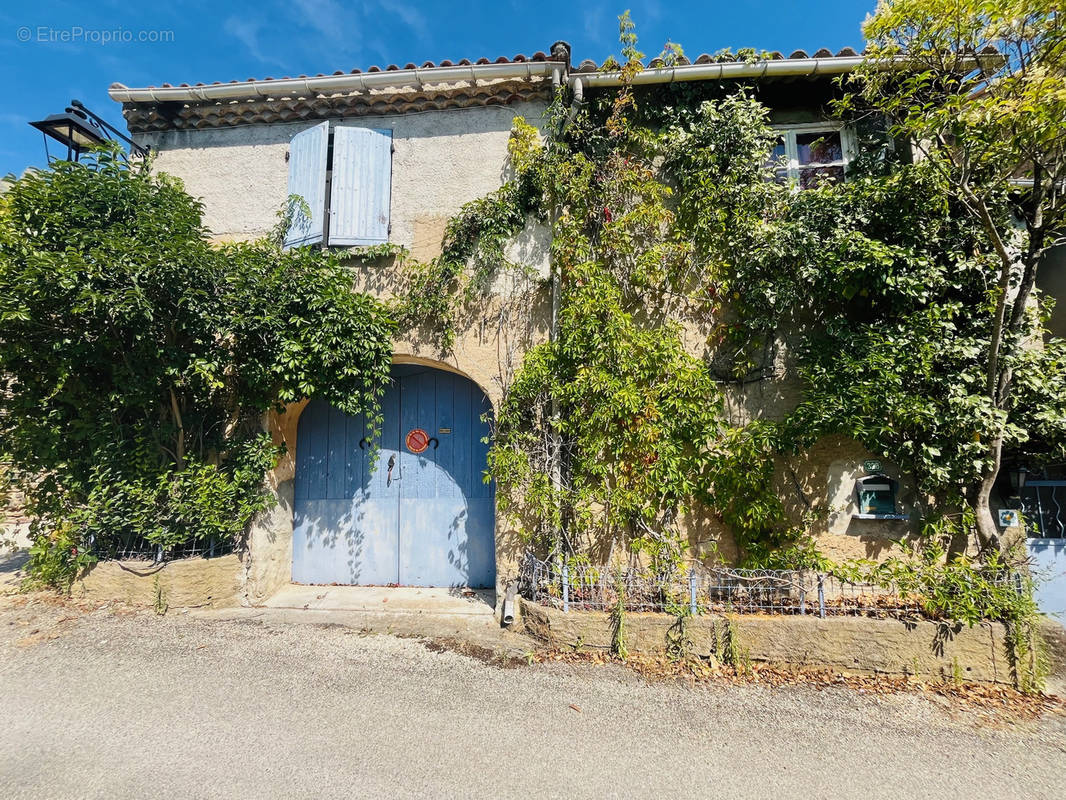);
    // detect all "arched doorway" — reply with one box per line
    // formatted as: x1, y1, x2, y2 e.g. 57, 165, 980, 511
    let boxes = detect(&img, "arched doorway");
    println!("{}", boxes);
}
292, 364, 496, 588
